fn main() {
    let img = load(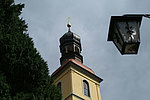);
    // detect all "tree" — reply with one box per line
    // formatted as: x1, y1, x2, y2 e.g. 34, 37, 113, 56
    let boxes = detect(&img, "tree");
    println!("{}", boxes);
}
0, 0, 61, 99
0, 71, 11, 99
